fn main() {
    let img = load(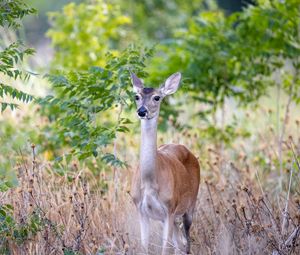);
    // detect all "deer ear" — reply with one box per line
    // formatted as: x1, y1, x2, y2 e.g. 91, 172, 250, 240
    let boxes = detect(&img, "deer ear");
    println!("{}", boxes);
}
130, 72, 143, 93
160, 72, 181, 96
